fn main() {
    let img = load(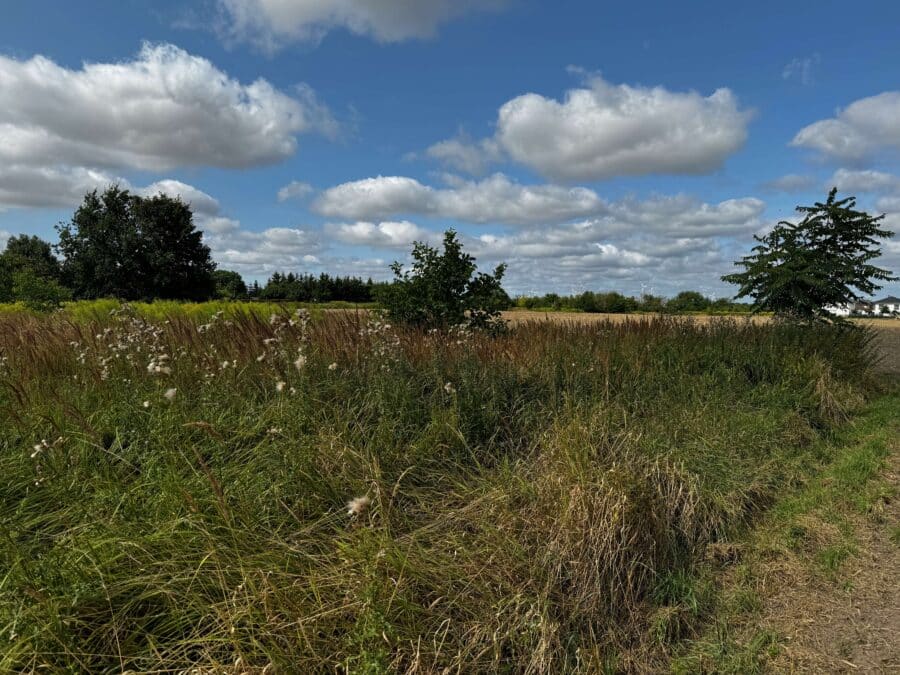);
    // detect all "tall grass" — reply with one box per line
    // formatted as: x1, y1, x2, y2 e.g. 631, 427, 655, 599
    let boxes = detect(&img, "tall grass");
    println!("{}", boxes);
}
0, 307, 876, 672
